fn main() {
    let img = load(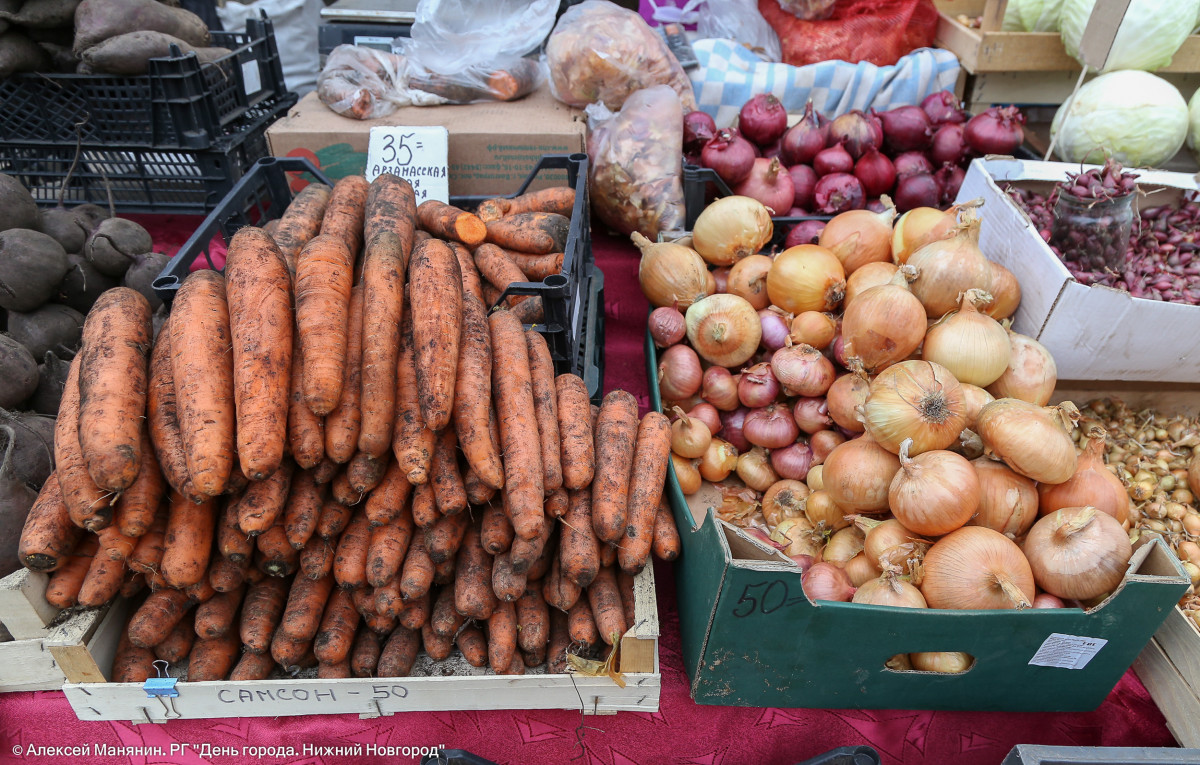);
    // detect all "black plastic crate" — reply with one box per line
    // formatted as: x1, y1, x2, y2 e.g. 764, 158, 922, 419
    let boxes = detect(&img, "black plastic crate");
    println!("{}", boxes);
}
682, 162, 829, 233
0, 15, 289, 151
0, 96, 296, 214
152, 154, 604, 399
